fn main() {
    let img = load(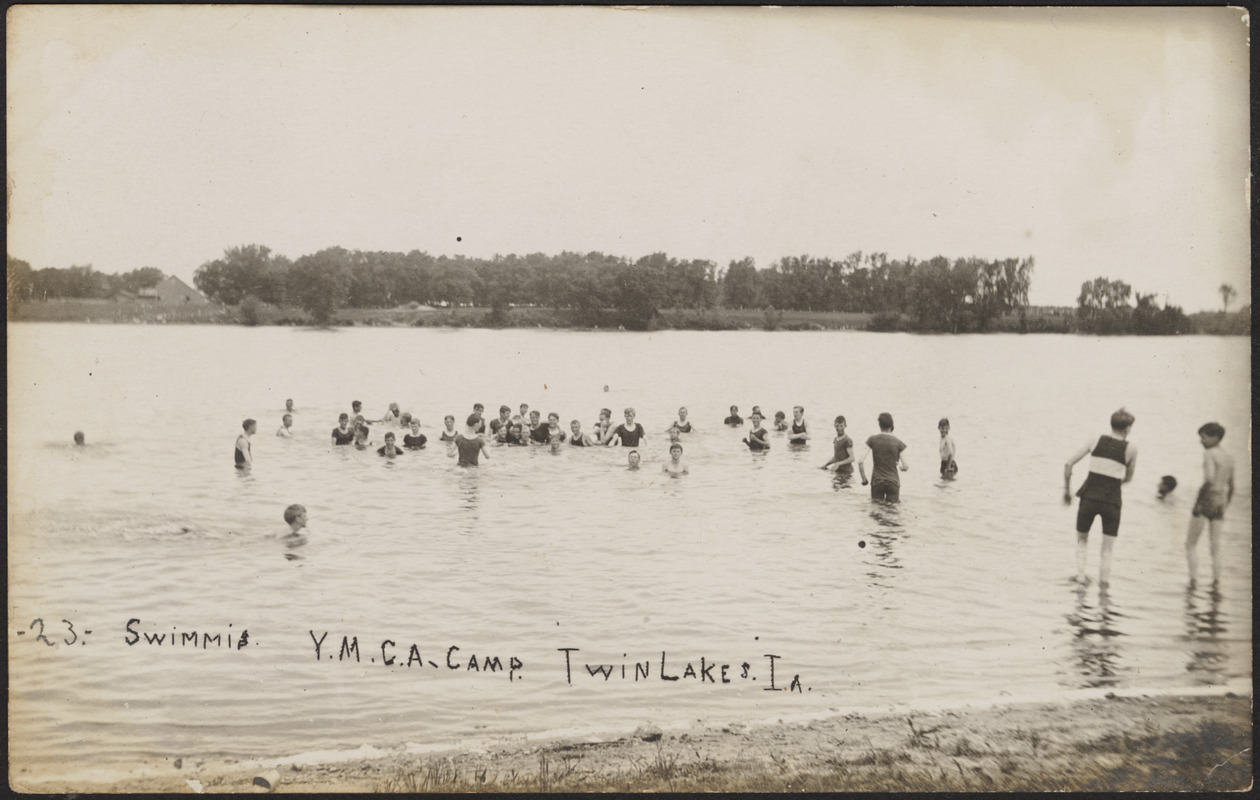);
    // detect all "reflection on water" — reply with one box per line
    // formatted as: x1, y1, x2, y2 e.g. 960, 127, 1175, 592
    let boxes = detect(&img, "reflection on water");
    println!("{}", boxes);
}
1183, 585, 1229, 683
1062, 586, 1129, 688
